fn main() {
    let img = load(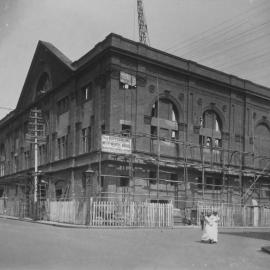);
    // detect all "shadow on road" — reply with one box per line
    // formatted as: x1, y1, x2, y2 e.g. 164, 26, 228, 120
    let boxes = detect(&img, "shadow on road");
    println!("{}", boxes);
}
220, 232, 270, 241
